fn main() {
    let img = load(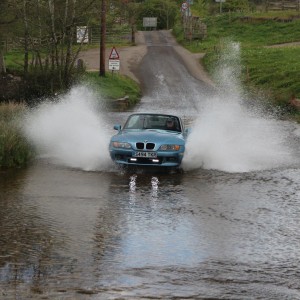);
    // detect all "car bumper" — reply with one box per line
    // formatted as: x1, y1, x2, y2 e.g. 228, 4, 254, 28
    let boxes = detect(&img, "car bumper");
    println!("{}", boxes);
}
109, 149, 184, 167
